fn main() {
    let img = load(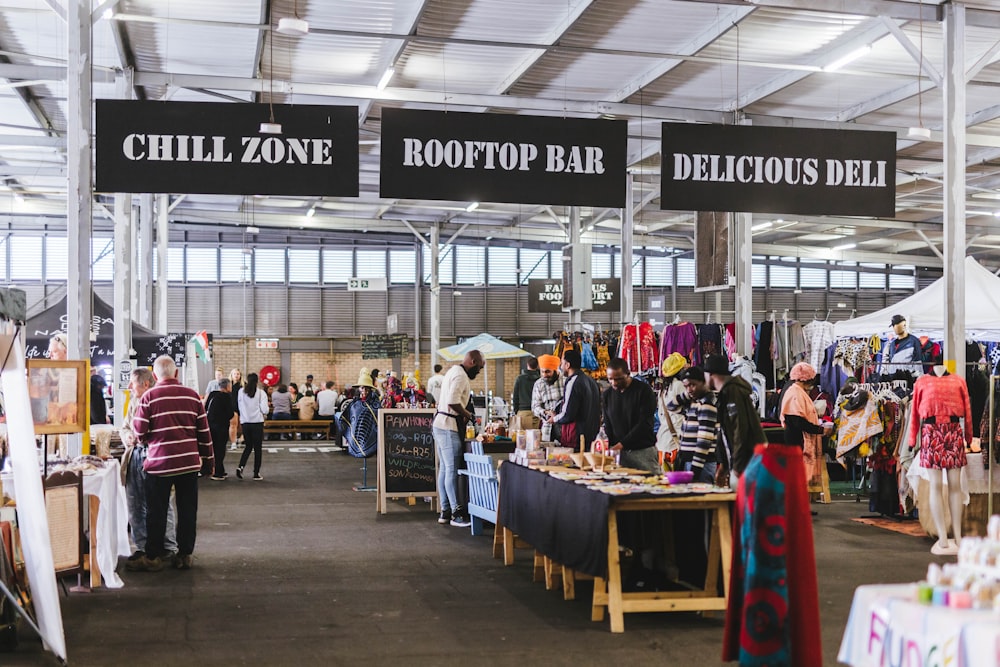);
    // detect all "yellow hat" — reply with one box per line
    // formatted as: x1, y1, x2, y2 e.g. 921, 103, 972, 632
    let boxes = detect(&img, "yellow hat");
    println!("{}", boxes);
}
354, 367, 376, 388
661, 352, 687, 378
